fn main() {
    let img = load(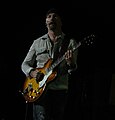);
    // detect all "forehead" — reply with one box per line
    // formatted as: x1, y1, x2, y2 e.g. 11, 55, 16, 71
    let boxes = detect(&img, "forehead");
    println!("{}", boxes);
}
46, 12, 59, 17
